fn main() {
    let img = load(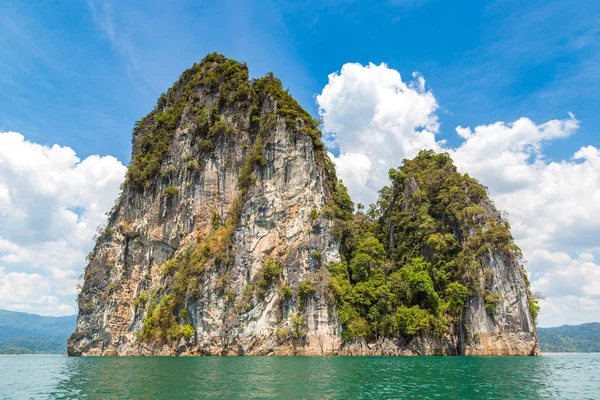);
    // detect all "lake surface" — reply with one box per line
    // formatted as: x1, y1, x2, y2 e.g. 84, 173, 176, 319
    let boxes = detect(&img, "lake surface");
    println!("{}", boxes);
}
1, 353, 599, 399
